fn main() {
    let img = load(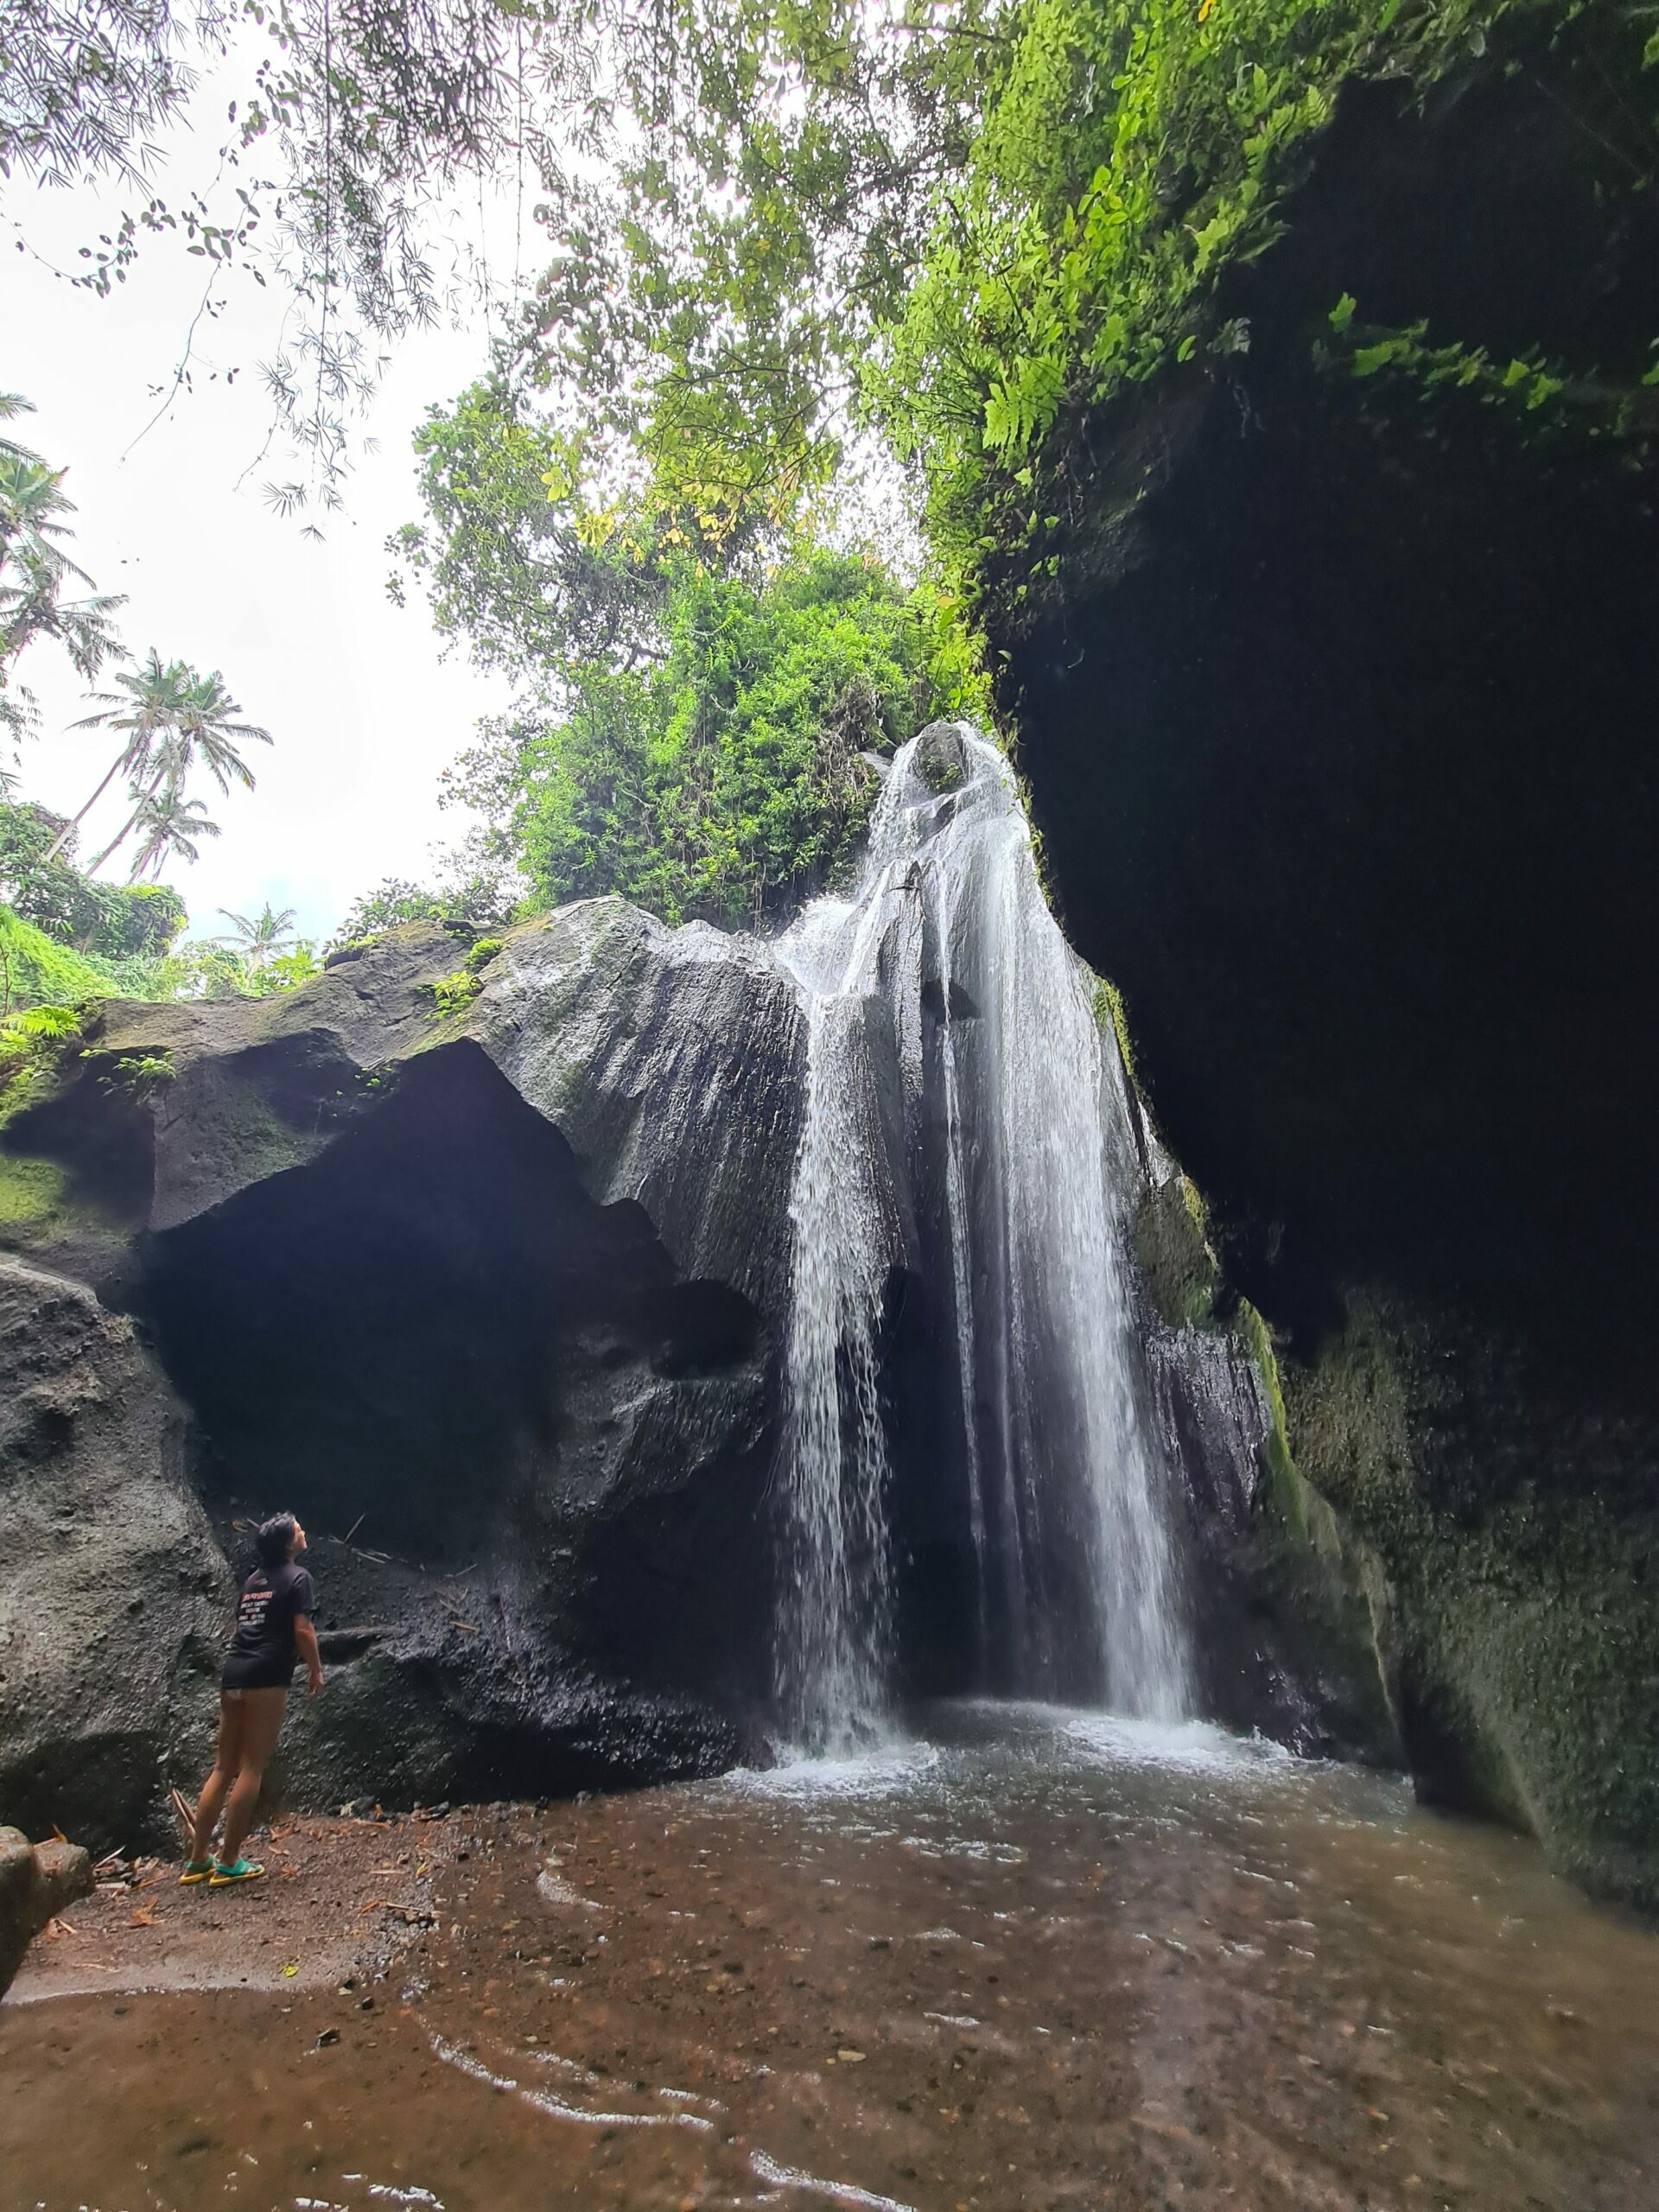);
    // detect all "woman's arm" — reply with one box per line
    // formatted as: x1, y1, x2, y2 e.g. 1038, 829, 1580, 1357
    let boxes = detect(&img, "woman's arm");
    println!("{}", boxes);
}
294, 1614, 324, 1698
